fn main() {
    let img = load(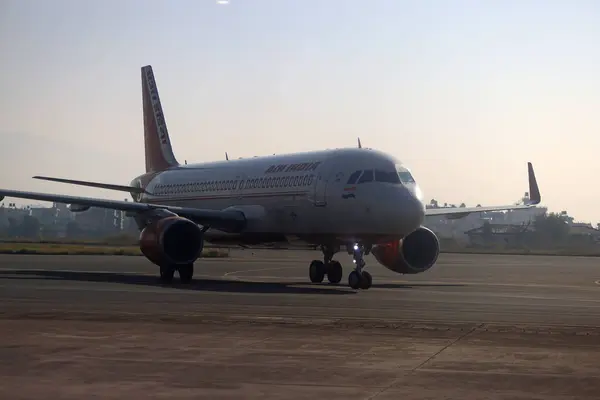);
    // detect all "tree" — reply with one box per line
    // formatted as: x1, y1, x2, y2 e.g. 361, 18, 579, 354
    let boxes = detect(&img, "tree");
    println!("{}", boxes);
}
533, 212, 570, 243
20, 215, 41, 239
6, 217, 18, 237
459, 203, 466, 208
66, 221, 81, 238
481, 221, 493, 243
